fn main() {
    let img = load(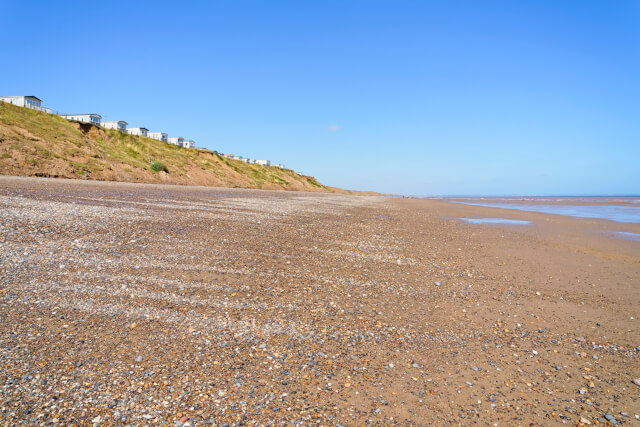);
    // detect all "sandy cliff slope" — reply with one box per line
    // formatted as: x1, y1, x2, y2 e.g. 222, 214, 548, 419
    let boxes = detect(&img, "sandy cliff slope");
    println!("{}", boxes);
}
0, 101, 362, 193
